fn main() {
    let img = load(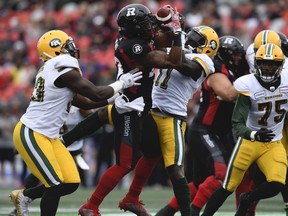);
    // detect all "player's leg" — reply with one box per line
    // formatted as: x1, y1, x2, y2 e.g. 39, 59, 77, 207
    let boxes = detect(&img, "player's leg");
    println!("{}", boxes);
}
62, 105, 111, 146
119, 113, 161, 215
151, 112, 191, 216
236, 141, 287, 215
281, 123, 288, 215
79, 106, 142, 215
12, 122, 80, 216
190, 128, 229, 216
202, 138, 256, 216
